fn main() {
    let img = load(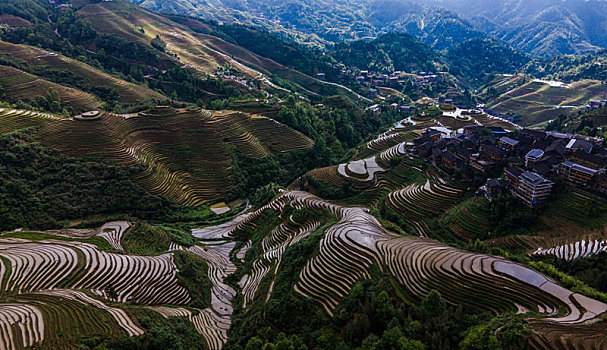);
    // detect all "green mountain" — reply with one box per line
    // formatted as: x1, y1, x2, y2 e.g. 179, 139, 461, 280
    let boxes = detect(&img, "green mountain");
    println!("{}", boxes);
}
332, 32, 445, 74
2, 1, 607, 350
445, 38, 531, 84
128, 0, 485, 49
128, 0, 607, 57
437, 0, 607, 56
